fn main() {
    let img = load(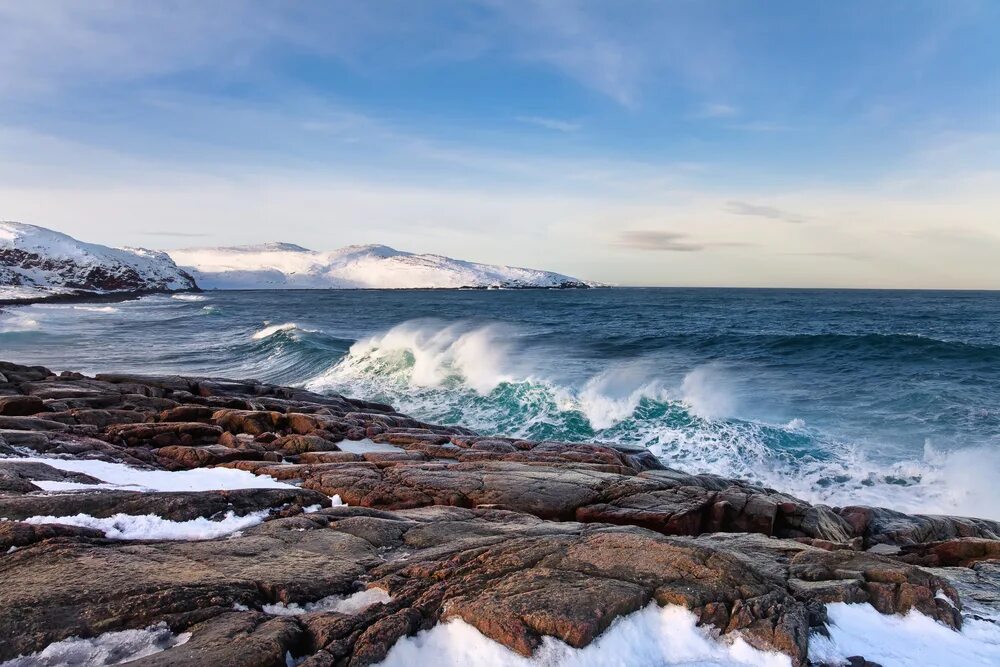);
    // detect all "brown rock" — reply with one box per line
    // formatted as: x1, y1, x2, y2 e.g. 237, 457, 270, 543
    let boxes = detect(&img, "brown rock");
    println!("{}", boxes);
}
0, 395, 45, 416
